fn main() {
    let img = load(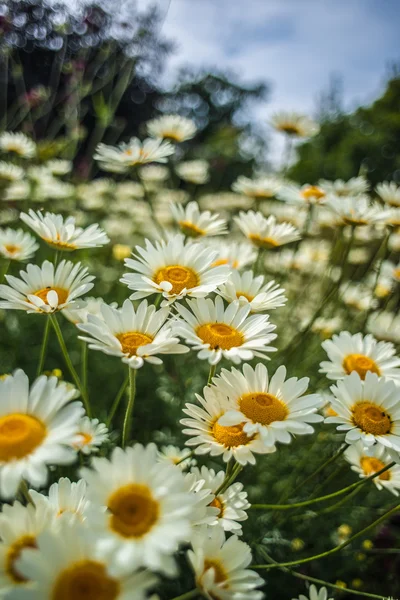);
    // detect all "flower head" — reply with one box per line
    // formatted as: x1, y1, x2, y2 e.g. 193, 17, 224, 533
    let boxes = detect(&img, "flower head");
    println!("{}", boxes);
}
376, 182, 400, 207
234, 211, 300, 249
270, 111, 319, 138
171, 201, 227, 238
344, 442, 400, 496
94, 137, 175, 173
30, 478, 91, 523
326, 195, 389, 226
0, 132, 36, 158
73, 417, 109, 455
147, 114, 196, 142
232, 175, 282, 199
176, 160, 209, 184
319, 176, 369, 197
0, 228, 38, 262
217, 269, 286, 313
